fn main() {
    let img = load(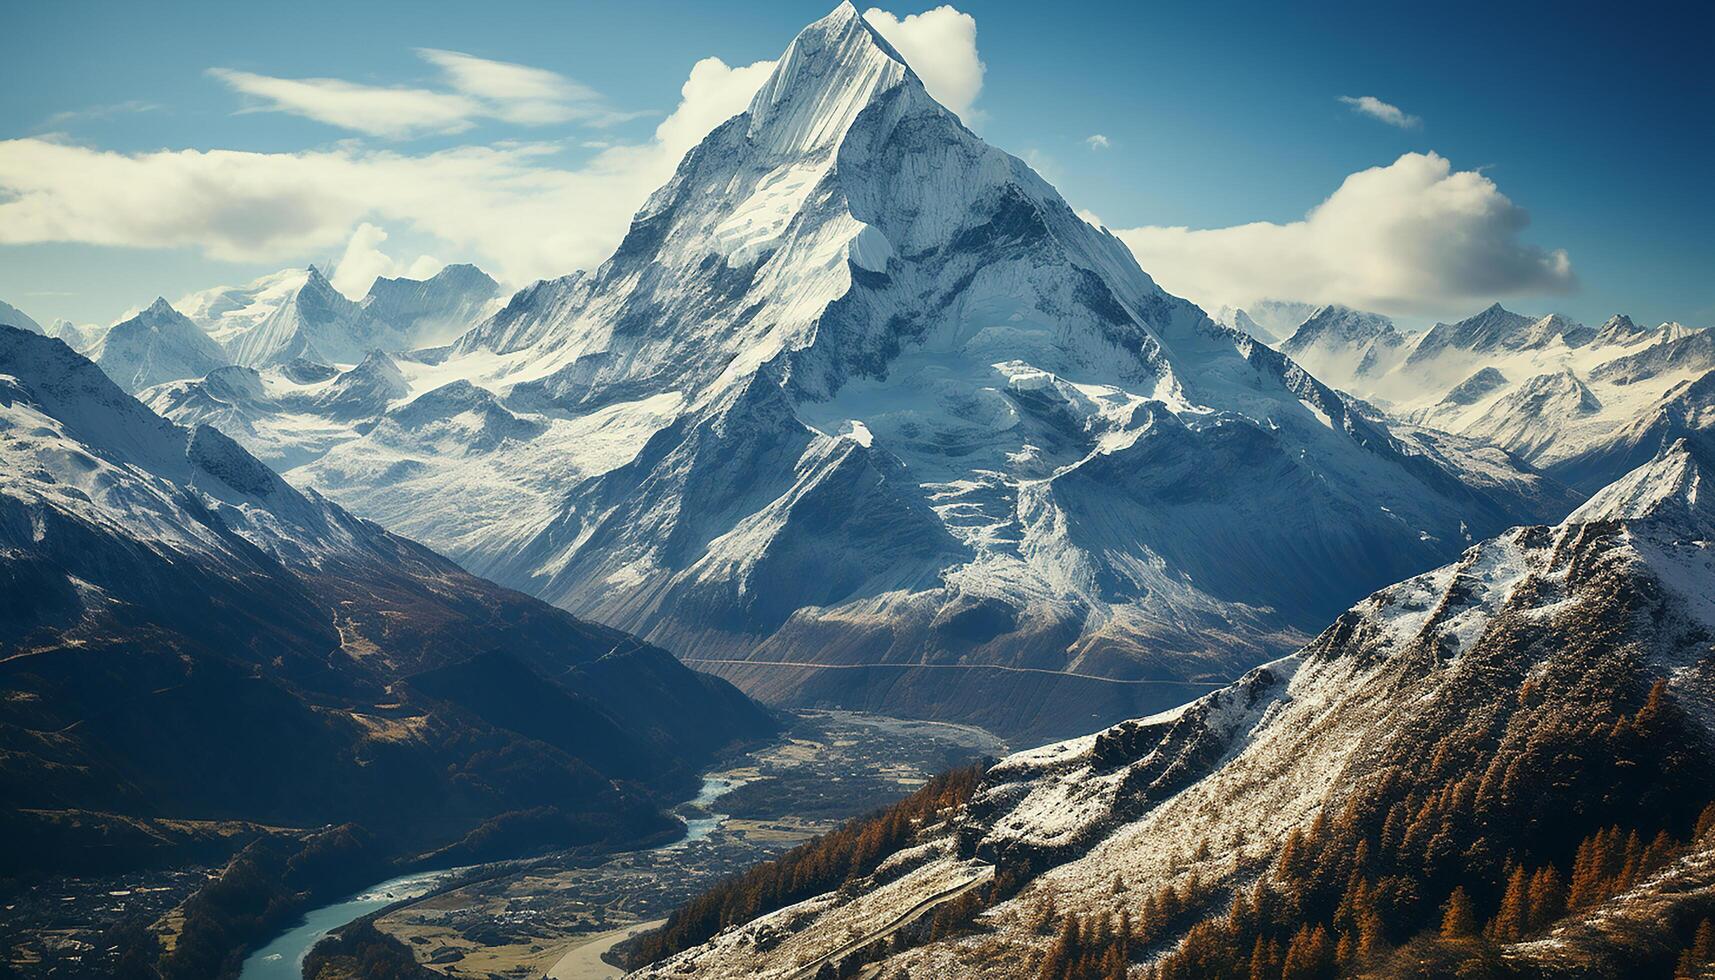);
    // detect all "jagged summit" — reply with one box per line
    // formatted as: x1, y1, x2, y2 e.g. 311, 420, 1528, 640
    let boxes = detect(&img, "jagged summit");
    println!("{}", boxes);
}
1592, 312, 1650, 346
744, 2, 915, 157
85, 297, 228, 394
1572, 436, 1715, 526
